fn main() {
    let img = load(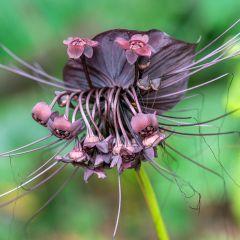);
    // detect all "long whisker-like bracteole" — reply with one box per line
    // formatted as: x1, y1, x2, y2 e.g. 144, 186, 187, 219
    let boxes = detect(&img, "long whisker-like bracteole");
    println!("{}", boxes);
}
24, 166, 79, 232
26, 141, 72, 179
0, 139, 61, 157
158, 109, 239, 127
0, 163, 67, 208
0, 162, 58, 198
195, 19, 240, 56
0, 63, 77, 91
0, 134, 52, 157
112, 174, 122, 240
0, 44, 77, 88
